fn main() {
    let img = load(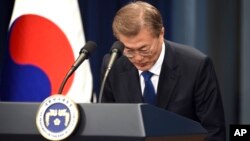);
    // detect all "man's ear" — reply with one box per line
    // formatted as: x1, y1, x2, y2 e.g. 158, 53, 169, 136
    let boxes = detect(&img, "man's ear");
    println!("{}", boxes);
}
161, 27, 165, 37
